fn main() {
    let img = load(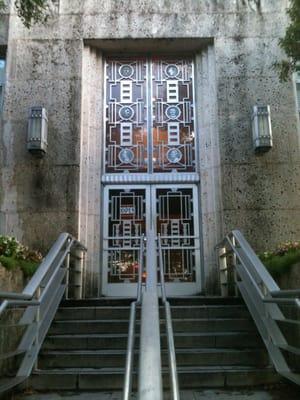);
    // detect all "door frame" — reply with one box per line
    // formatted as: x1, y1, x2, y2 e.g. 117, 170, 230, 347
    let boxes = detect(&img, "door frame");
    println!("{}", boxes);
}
101, 184, 201, 297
